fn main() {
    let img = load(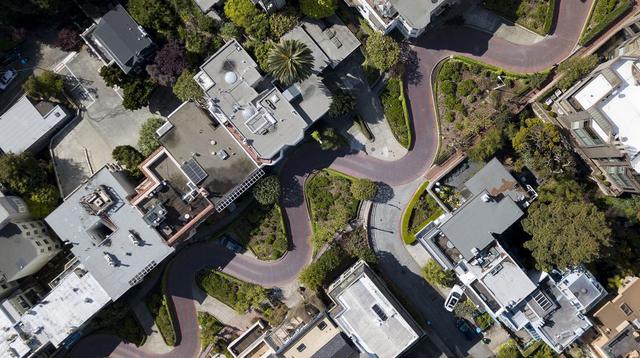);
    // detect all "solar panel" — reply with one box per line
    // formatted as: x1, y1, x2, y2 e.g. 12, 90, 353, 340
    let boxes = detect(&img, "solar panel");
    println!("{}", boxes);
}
181, 159, 208, 185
